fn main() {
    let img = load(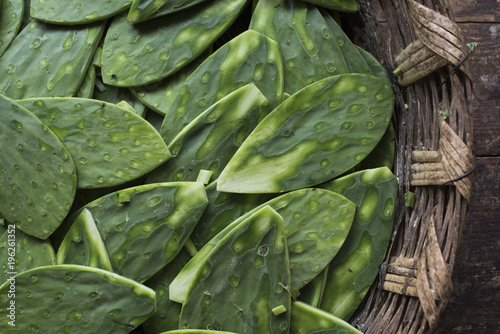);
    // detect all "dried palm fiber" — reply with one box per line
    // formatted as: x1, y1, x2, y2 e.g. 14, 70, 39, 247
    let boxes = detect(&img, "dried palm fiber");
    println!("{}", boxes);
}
343, 0, 474, 333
